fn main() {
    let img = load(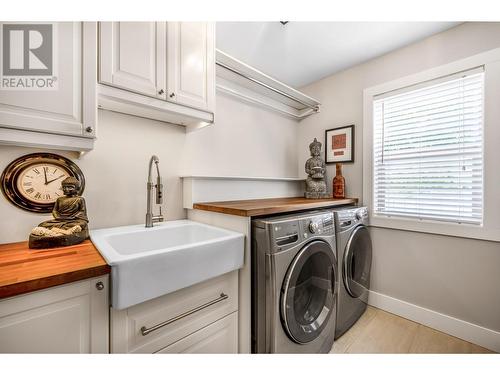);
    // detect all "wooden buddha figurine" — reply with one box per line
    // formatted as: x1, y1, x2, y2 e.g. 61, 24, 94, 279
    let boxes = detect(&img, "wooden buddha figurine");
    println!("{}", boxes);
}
29, 177, 89, 249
